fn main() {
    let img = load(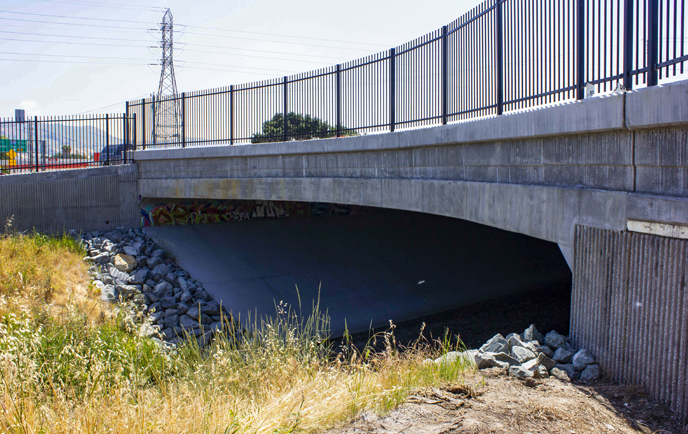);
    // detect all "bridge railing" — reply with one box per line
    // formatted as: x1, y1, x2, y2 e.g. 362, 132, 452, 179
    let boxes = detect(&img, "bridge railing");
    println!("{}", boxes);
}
128, 0, 688, 149
0, 113, 135, 175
